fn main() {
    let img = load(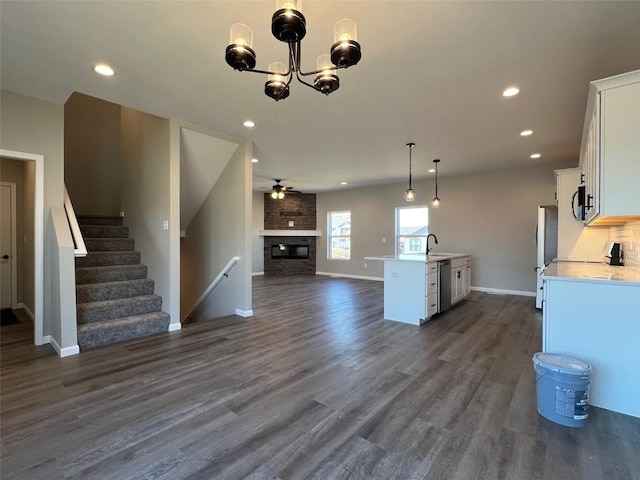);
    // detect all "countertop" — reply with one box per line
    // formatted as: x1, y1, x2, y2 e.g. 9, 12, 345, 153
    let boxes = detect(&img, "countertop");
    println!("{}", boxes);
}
364, 253, 470, 264
543, 262, 640, 285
